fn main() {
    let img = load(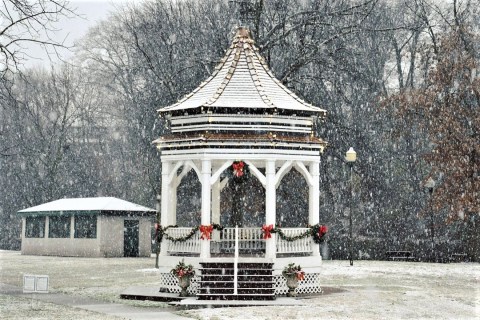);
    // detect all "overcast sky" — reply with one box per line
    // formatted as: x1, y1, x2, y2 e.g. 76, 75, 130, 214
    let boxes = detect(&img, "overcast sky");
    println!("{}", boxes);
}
26, 0, 138, 69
